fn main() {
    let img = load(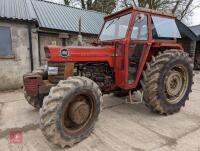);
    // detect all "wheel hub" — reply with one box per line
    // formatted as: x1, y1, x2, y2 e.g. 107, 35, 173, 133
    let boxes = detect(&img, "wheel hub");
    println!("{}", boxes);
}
69, 99, 90, 125
166, 71, 183, 97
164, 65, 188, 104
